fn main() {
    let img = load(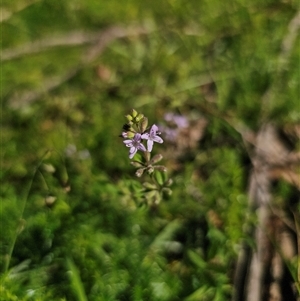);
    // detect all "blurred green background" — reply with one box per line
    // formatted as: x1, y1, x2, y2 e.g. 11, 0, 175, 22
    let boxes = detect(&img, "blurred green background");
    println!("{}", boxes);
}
1, 0, 299, 300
